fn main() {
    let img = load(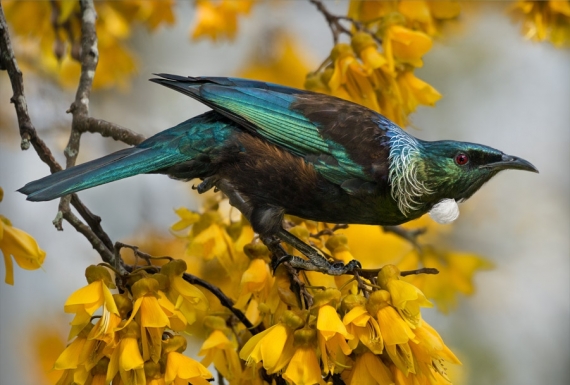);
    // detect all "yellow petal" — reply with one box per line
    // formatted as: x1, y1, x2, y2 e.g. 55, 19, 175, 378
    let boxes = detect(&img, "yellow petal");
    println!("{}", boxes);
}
64, 281, 104, 313
283, 346, 325, 385
119, 338, 144, 371
53, 337, 86, 370
165, 352, 212, 385
139, 297, 170, 328
0, 223, 46, 271
317, 305, 352, 340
